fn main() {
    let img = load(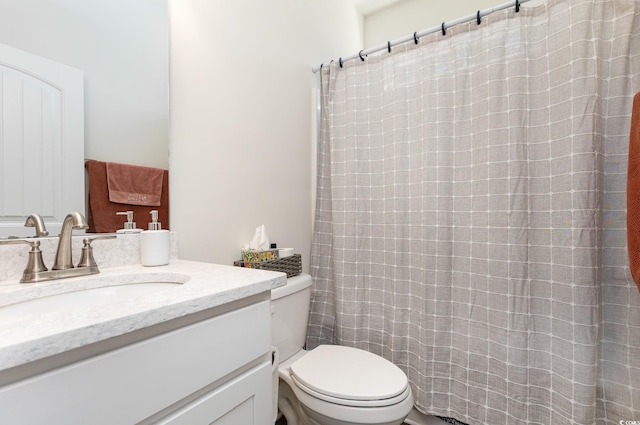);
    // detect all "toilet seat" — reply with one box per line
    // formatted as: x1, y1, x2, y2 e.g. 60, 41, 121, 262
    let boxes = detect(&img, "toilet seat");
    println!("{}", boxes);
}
289, 345, 410, 408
